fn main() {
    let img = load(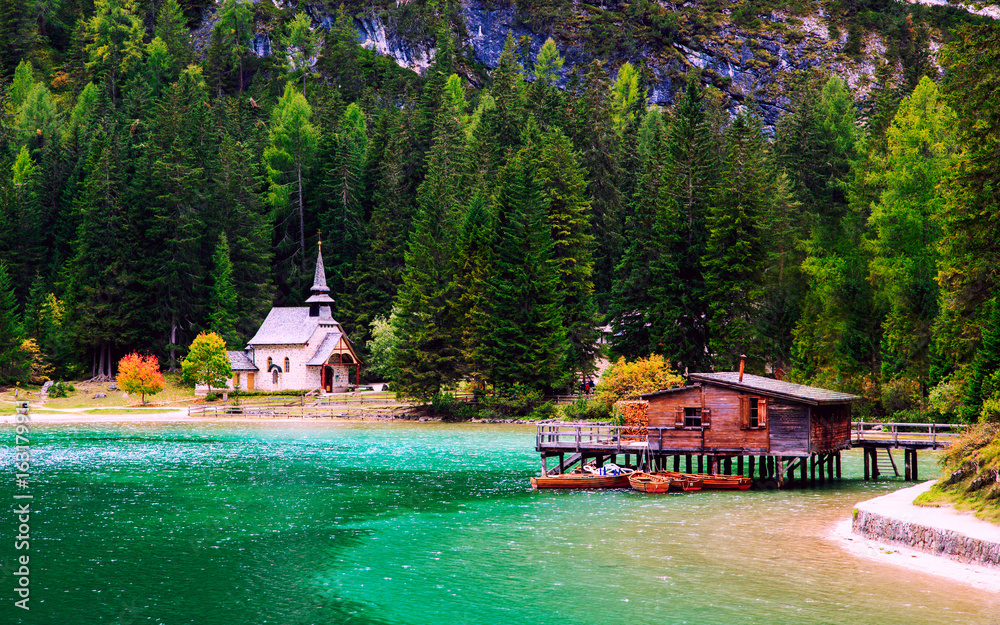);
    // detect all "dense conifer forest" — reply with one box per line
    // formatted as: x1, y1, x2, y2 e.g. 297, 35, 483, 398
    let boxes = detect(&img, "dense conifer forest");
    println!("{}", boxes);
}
1, 0, 999, 422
